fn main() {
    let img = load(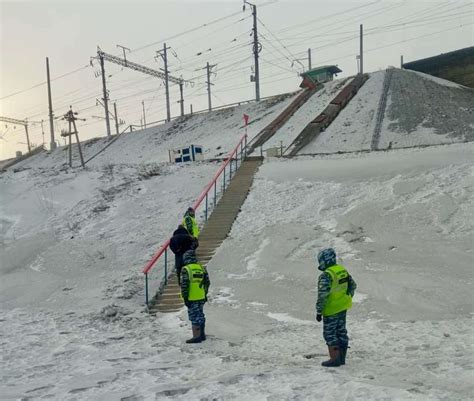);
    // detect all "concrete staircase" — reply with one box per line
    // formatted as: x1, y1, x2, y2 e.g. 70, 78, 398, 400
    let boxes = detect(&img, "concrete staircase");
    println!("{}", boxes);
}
149, 156, 263, 314
246, 88, 318, 155
284, 74, 368, 156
